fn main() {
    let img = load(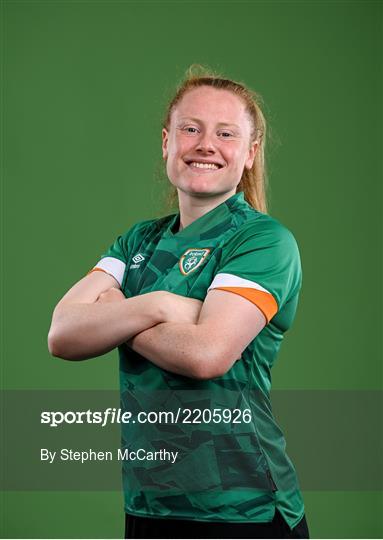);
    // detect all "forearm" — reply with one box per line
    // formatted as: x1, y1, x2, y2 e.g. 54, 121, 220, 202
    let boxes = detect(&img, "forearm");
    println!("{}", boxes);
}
128, 290, 265, 380
48, 294, 163, 360
129, 322, 213, 379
